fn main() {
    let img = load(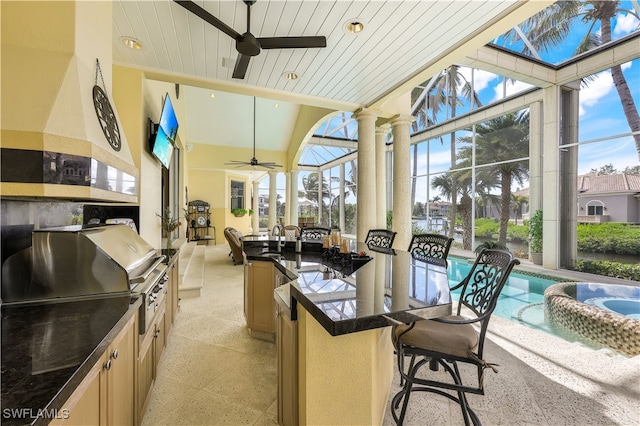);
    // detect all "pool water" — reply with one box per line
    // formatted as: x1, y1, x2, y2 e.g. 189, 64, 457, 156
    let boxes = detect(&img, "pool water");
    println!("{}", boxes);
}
447, 256, 560, 334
